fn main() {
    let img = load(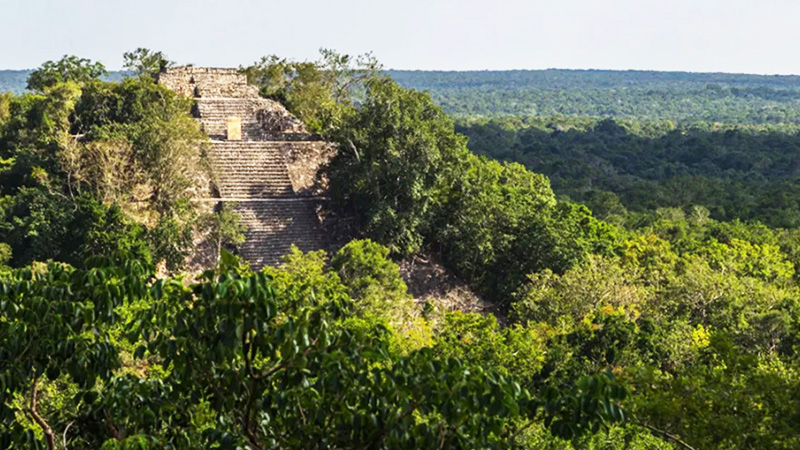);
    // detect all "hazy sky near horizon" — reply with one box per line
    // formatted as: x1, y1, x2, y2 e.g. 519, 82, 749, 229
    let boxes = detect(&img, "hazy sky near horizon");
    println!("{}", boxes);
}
2, 0, 799, 74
